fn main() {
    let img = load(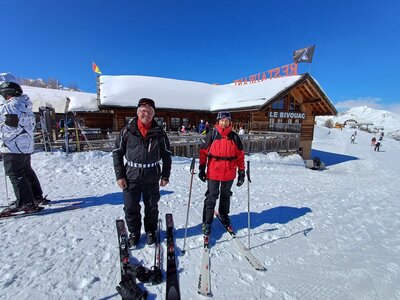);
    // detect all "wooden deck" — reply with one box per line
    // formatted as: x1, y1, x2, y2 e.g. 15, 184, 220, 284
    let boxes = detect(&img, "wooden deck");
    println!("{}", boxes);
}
34, 132, 301, 157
